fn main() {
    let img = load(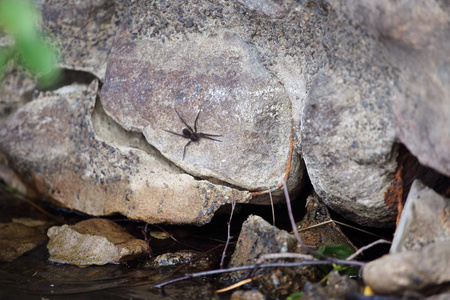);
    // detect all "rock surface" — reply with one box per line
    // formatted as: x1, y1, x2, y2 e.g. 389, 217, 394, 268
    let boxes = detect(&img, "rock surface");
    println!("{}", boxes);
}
0, 71, 36, 125
391, 180, 450, 253
227, 215, 321, 298
363, 240, 450, 296
297, 195, 355, 251
0, 222, 48, 262
1, 0, 449, 228
101, 18, 302, 195
302, 270, 360, 300
37, 0, 121, 81
47, 218, 148, 266
301, 70, 398, 227
0, 80, 250, 224
330, 0, 450, 177
228, 215, 298, 271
